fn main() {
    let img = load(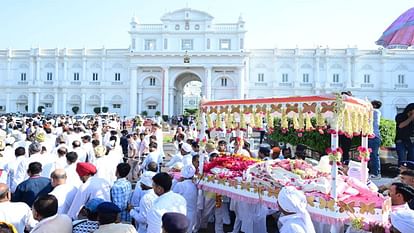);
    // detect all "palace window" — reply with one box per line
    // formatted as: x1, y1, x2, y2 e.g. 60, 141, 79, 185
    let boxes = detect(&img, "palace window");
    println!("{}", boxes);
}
195, 24, 200, 30
74, 72, 80, 81
206, 39, 210, 49
240, 38, 244, 50
114, 73, 121, 81
46, 72, 53, 81
20, 73, 26, 81
148, 105, 156, 110
144, 39, 156, 50
221, 78, 228, 87
45, 103, 52, 108
92, 73, 99, 81
398, 74, 405, 84
185, 21, 190, 30
302, 73, 309, 83
149, 77, 156, 86
182, 39, 193, 50
131, 38, 136, 50
364, 74, 370, 83
220, 39, 231, 50
258, 73, 264, 82
113, 104, 121, 109
164, 38, 168, 50
175, 24, 180, 30
282, 73, 289, 83
332, 74, 339, 83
